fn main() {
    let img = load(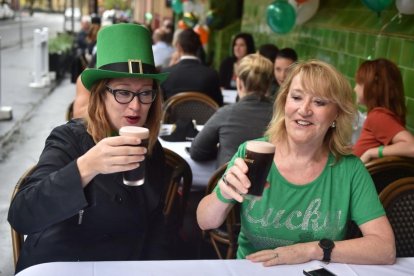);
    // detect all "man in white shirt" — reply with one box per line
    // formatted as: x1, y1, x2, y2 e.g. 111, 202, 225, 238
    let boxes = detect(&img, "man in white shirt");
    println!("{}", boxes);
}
152, 28, 174, 71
